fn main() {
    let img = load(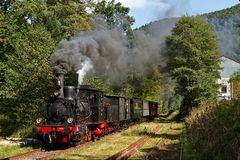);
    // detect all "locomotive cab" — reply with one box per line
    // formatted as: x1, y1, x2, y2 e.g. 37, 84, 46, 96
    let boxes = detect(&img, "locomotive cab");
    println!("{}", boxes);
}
78, 86, 104, 123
